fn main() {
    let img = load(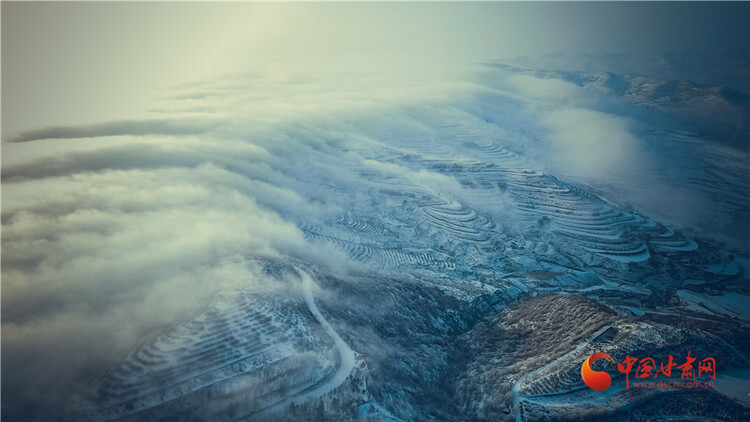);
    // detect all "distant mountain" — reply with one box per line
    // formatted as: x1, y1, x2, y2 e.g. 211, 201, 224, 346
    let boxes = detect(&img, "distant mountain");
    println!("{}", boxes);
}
4, 54, 748, 421
489, 53, 750, 149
